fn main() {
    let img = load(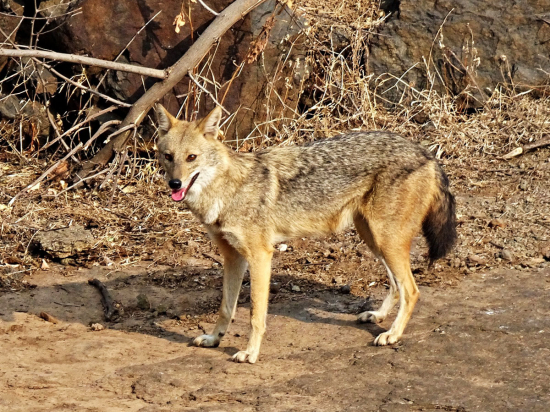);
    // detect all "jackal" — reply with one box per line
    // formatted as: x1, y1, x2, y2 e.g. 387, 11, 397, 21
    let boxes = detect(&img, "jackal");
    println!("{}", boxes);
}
155, 105, 457, 364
